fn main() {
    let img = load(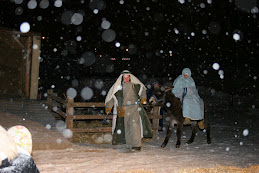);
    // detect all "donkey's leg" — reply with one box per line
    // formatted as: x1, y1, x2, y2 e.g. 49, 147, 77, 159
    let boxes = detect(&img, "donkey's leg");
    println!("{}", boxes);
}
161, 119, 174, 148
203, 102, 211, 144
186, 121, 198, 144
175, 122, 183, 148
205, 122, 211, 144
